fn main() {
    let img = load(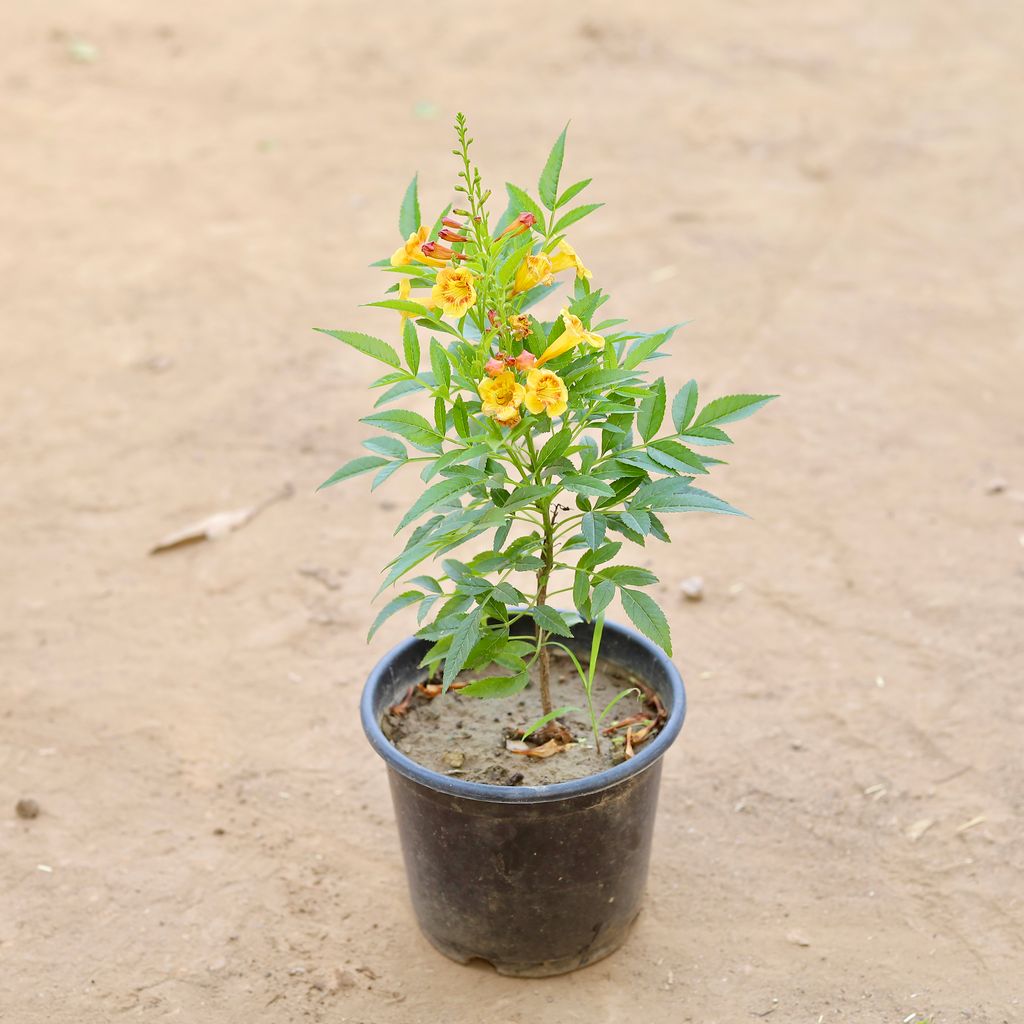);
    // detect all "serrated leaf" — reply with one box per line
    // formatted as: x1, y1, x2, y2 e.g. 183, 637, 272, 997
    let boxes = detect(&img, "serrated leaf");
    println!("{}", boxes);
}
555, 177, 591, 208
315, 329, 401, 368
590, 579, 615, 618
368, 590, 423, 640
442, 607, 483, 689
581, 511, 605, 550
599, 565, 659, 587
621, 588, 672, 655
372, 460, 405, 490
402, 318, 420, 373
362, 436, 407, 458
649, 438, 707, 474
679, 425, 733, 446
551, 202, 603, 235
399, 173, 420, 239
637, 377, 666, 442
530, 605, 574, 637
671, 379, 698, 431
317, 455, 388, 490
361, 410, 440, 450
396, 476, 472, 532
573, 569, 591, 619
460, 670, 530, 699
538, 123, 568, 210
452, 397, 470, 439
693, 393, 777, 428
561, 475, 617, 498
537, 427, 572, 469
365, 299, 433, 316
429, 337, 451, 393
